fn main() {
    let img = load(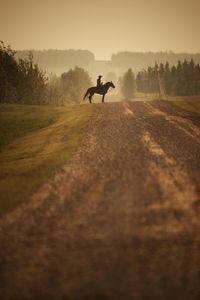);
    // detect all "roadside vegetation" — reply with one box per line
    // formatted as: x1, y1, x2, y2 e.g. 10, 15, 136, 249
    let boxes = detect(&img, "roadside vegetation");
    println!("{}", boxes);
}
119, 60, 200, 102
48, 66, 92, 105
136, 60, 200, 96
0, 103, 93, 215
